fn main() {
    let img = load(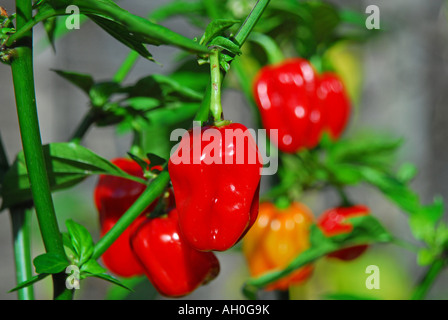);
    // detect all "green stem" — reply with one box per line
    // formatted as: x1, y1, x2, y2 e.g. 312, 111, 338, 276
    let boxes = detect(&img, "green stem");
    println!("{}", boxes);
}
194, 0, 271, 123
10, 0, 70, 300
234, 0, 270, 47
10, 207, 34, 300
113, 51, 139, 83
248, 32, 284, 65
209, 49, 223, 122
1, 133, 34, 300
412, 259, 445, 300
70, 109, 97, 144
92, 171, 170, 260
